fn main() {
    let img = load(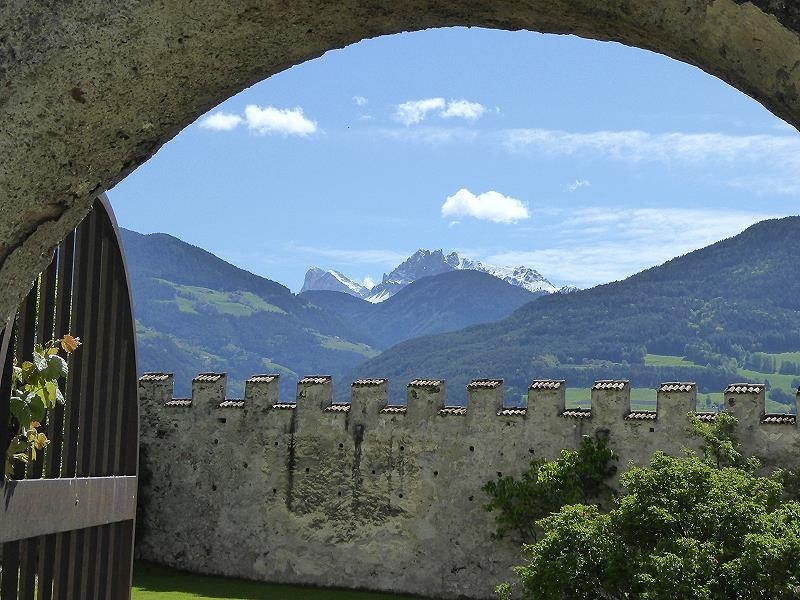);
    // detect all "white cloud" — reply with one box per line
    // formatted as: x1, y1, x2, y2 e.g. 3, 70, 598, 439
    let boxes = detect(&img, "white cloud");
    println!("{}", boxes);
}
394, 98, 486, 125
361, 276, 376, 289
568, 179, 590, 192
377, 126, 479, 145
353, 95, 368, 107
441, 188, 530, 224
395, 98, 446, 126
485, 207, 777, 287
441, 100, 485, 121
244, 104, 317, 136
198, 111, 243, 131
502, 128, 800, 166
